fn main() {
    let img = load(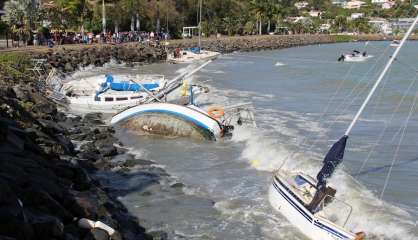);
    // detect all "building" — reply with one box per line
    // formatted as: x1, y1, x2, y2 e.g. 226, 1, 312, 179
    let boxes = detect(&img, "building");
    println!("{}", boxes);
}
368, 17, 392, 34
350, 13, 364, 20
391, 18, 418, 32
371, 0, 395, 8
343, 0, 366, 9
294, 1, 309, 9
308, 10, 322, 17
381, 2, 395, 9
332, 0, 347, 5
